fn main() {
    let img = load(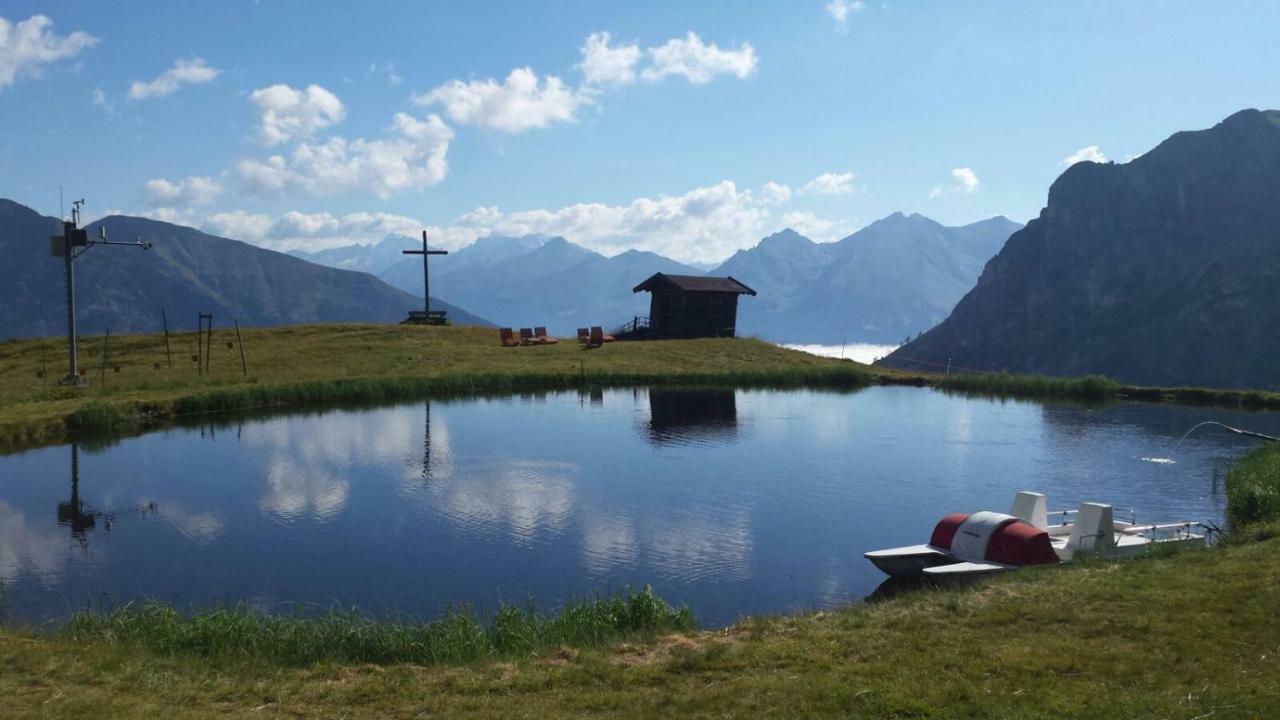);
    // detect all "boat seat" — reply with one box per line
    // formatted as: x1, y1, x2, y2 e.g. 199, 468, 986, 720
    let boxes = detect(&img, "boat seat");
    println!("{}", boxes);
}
1064, 502, 1116, 559
923, 560, 1011, 578
1010, 491, 1048, 530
